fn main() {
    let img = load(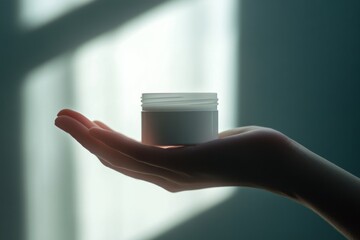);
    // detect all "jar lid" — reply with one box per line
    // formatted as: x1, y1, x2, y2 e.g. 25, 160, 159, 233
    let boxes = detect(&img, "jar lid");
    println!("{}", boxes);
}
142, 93, 218, 111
